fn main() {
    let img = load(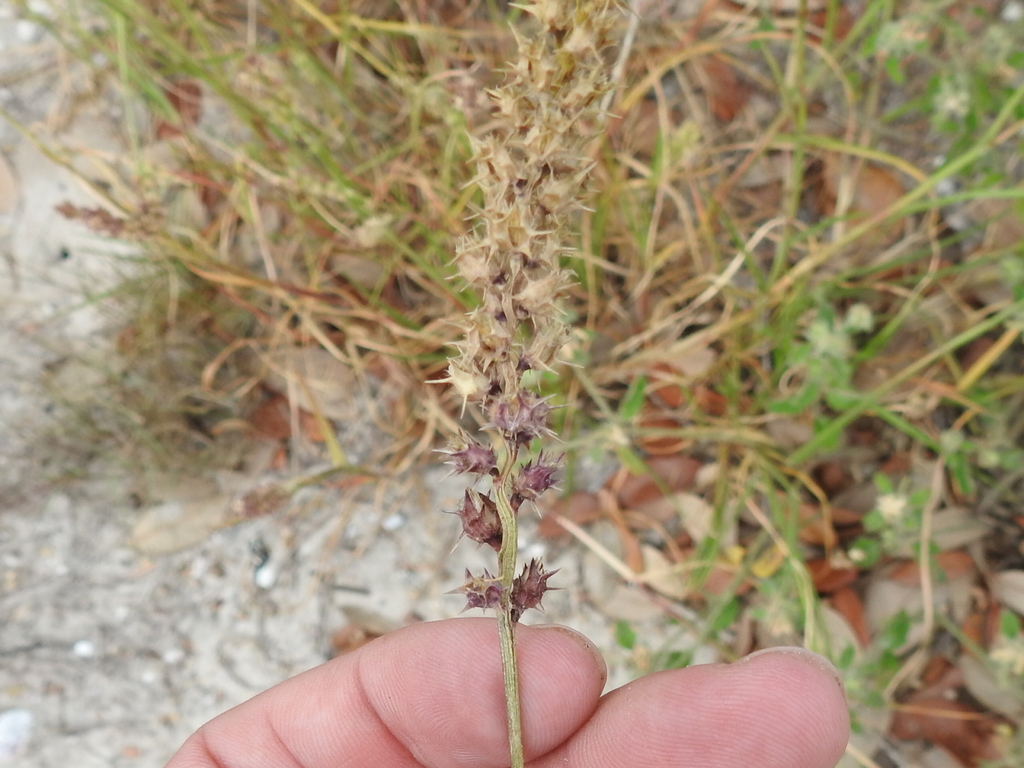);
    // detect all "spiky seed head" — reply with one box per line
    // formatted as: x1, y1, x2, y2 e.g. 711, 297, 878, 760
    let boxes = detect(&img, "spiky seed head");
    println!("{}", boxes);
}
490, 391, 554, 445
512, 452, 561, 501
441, 434, 498, 477
452, 489, 503, 551
511, 559, 557, 622
452, 569, 505, 613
